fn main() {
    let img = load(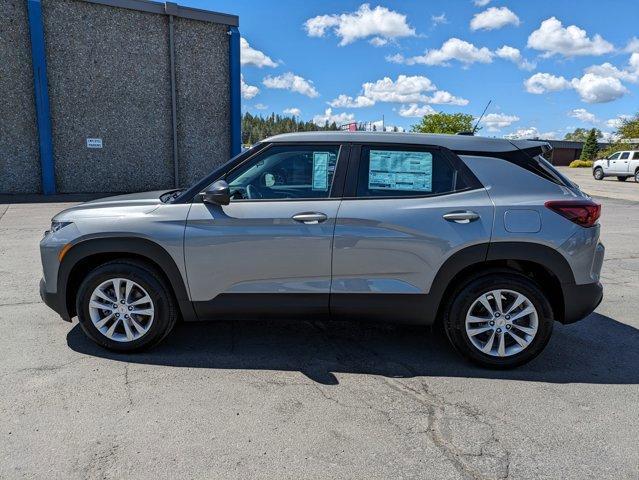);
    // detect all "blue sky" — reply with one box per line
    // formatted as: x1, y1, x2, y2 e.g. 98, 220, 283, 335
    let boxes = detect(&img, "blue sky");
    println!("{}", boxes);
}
180, 0, 639, 139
